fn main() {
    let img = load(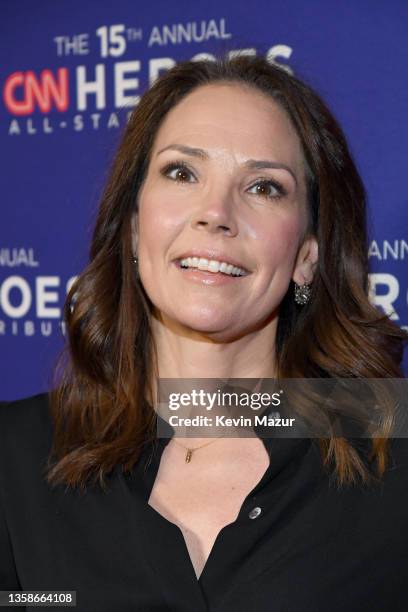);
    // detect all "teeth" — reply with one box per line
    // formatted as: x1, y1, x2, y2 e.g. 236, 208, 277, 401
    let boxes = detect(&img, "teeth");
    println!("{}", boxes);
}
198, 258, 209, 270
179, 257, 246, 276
